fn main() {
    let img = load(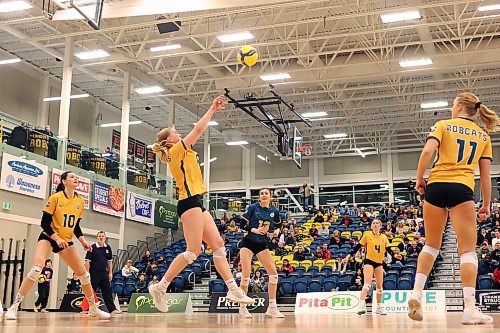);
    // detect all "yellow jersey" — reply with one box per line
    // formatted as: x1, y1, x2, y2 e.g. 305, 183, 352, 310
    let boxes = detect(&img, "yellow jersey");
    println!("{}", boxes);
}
43, 191, 85, 242
427, 117, 492, 191
155, 140, 207, 200
359, 231, 390, 264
